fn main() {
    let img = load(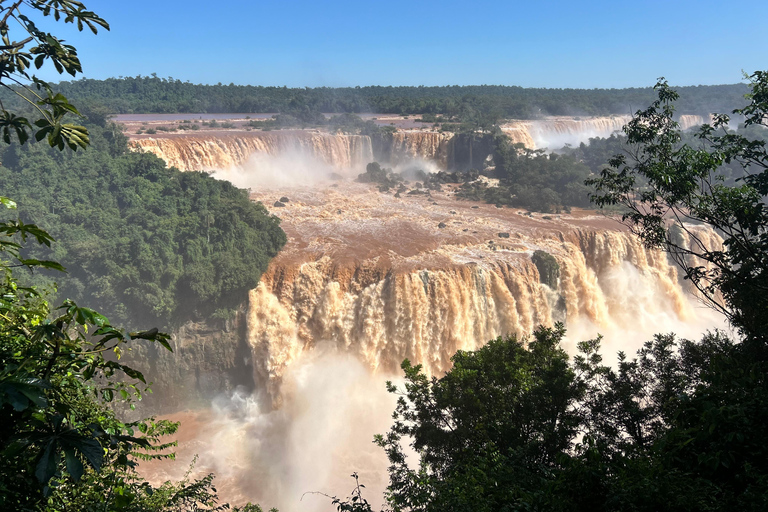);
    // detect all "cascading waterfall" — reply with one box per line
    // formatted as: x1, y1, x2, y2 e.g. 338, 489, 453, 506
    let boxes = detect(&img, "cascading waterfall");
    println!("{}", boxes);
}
132, 131, 374, 171
679, 114, 710, 130
387, 131, 454, 168
247, 224, 723, 405
133, 130, 460, 171
501, 116, 632, 149
500, 114, 709, 149
130, 115, 714, 176
131, 127, 724, 512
